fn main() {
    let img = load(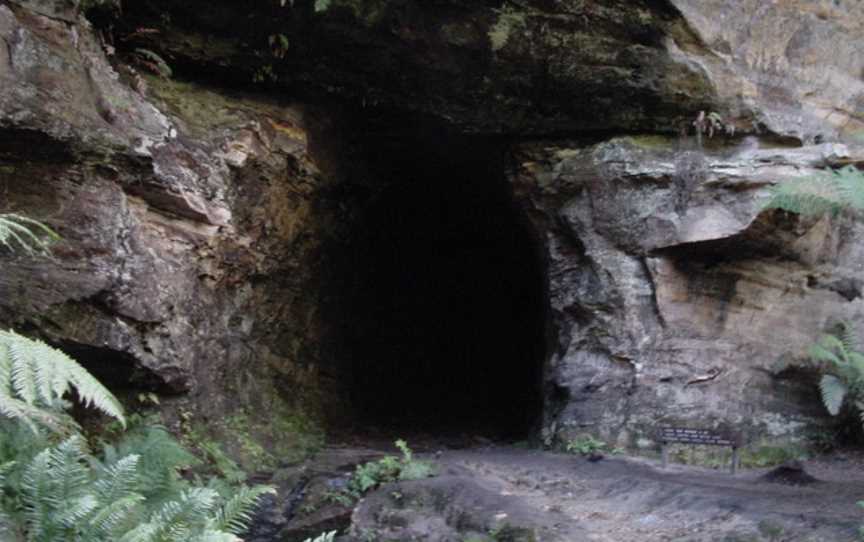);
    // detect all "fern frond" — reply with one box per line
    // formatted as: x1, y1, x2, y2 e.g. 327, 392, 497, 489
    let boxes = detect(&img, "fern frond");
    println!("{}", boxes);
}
190, 530, 242, 542
302, 531, 337, 542
0, 213, 59, 256
109, 425, 198, 502
808, 342, 842, 366
7, 338, 38, 406
95, 454, 141, 502
0, 460, 16, 528
766, 174, 844, 215
837, 322, 860, 352
128, 488, 219, 542
117, 521, 160, 542
766, 166, 864, 216
833, 166, 864, 210
0, 460, 14, 481
57, 494, 100, 528
0, 392, 70, 433
813, 333, 847, 361
88, 493, 146, 537
0, 330, 125, 430
50, 435, 90, 492
21, 447, 57, 539
18, 435, 94, 540
210, 485, 275, 534
819, 374, 848, 415
847, 351, 864, 381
